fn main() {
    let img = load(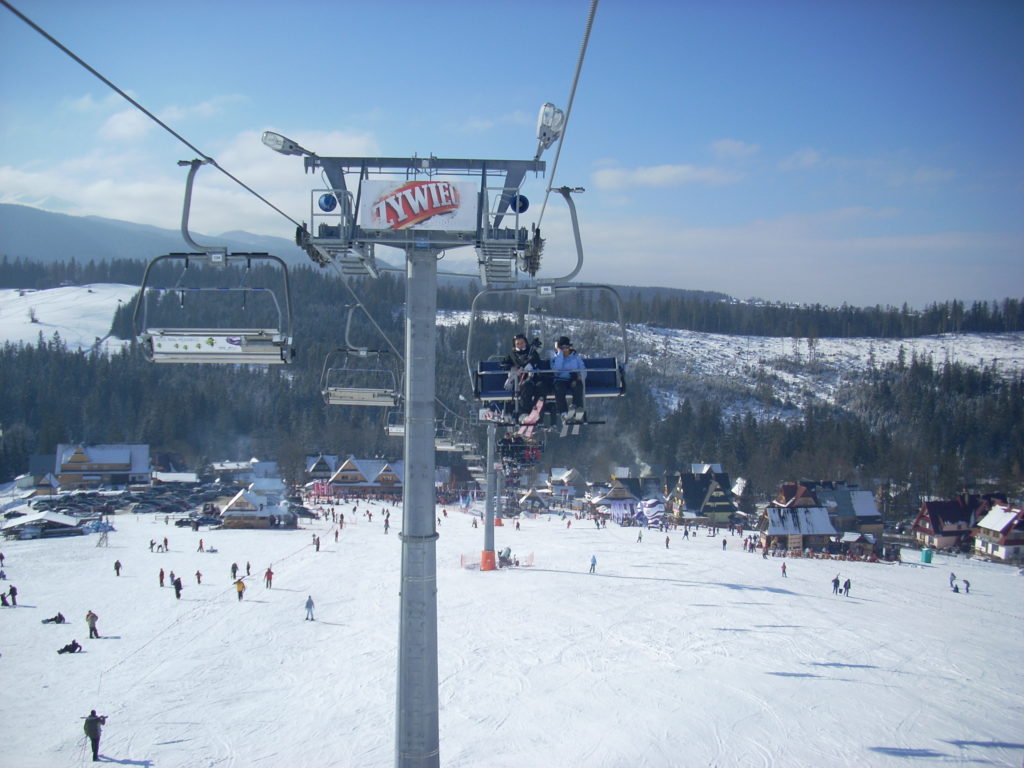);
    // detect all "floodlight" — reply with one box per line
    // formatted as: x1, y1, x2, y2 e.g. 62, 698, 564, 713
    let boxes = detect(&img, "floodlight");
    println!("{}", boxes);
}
261, 131, 313, 157
536, 102, 565, 151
